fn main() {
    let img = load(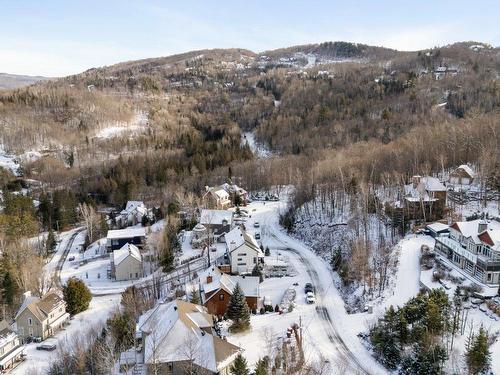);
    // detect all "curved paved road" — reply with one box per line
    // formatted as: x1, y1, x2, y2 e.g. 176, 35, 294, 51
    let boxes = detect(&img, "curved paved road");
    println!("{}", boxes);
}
261, 211, 387, 375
